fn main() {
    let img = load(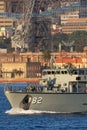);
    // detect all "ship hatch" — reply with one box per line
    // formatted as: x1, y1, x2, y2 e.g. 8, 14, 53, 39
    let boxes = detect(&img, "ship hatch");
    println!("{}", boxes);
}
19, 95, 32, 110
